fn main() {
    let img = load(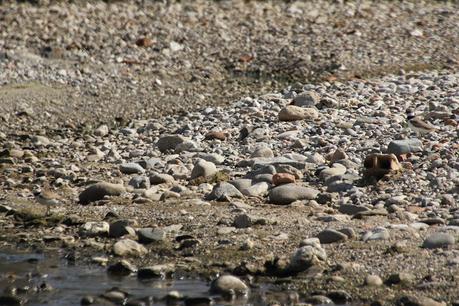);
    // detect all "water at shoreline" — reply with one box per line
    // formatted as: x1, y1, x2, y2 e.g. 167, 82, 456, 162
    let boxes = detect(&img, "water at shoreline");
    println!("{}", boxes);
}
0, 249, 304, 306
